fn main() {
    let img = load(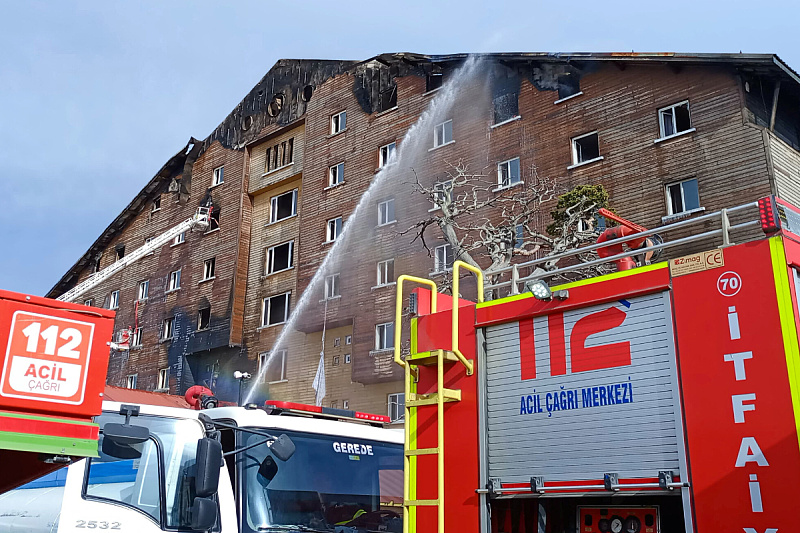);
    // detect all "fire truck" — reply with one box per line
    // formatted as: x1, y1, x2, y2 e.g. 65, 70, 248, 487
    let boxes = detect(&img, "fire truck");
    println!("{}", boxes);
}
394, 196, 800, 533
